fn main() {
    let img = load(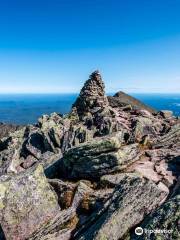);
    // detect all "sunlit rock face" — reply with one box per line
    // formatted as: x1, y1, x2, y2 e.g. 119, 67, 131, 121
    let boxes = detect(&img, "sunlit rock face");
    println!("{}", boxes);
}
0, 165, 60, 240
